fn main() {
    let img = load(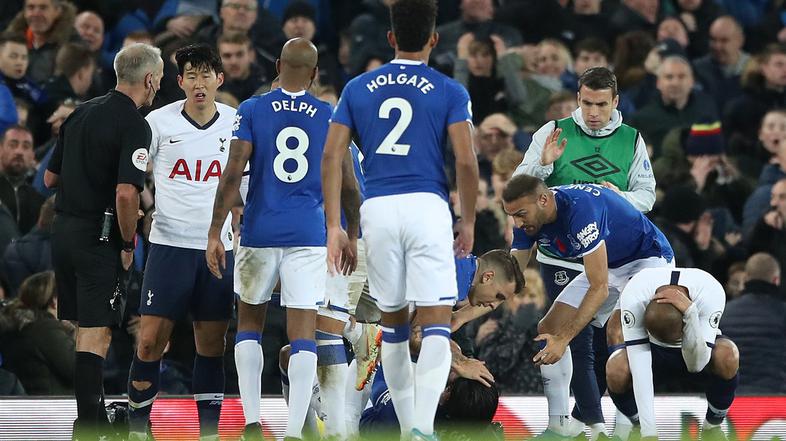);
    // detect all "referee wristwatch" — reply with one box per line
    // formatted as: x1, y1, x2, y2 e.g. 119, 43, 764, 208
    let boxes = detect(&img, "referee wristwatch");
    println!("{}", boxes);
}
122, 240, 135, 252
